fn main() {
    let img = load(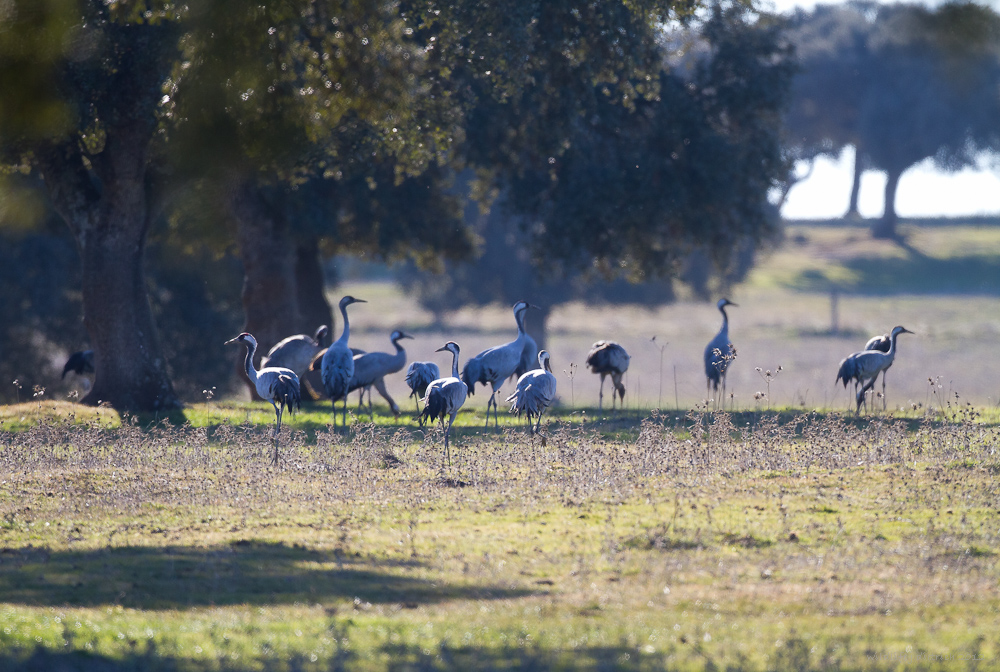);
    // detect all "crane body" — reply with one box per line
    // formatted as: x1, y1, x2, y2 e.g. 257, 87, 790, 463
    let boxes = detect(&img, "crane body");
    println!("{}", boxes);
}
836, 325, 913, 414
585, 340, 630, 411
406, 361, 441, 412
348, 330, 412, 417
704, 298, 737, 409
506, 350, 557, 434
421, 342, 468, 466
321, 296, 366, 428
